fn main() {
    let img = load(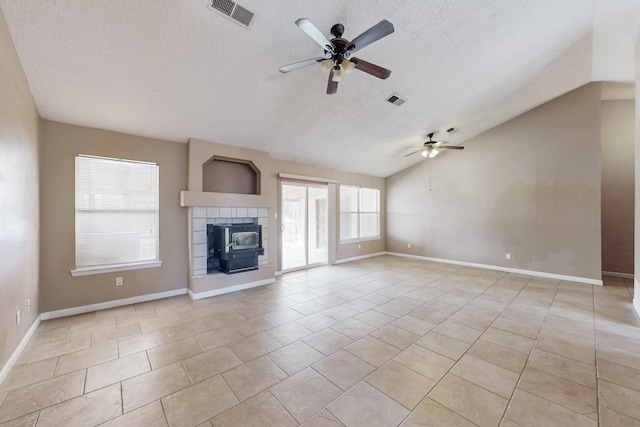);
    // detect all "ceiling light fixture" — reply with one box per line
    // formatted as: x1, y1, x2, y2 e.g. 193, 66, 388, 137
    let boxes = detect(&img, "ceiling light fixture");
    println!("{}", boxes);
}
331, 67, 343, 82
341, 59, 355, 73
321, 59, 333, 73
404, 132, 464, 159
421, 147, 440, 158
325, 59, 355, 81
279, 19, 394, 95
